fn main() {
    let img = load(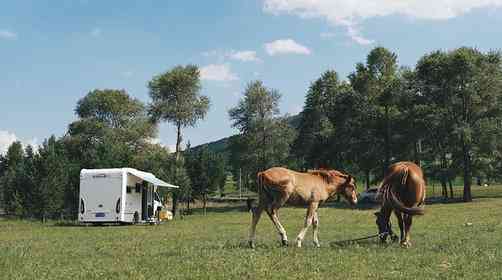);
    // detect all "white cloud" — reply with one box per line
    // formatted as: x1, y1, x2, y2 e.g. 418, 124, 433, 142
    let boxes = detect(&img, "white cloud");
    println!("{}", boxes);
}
0, 130, 38, 155
346, 25, 374, 45
288, 105, 303, 115
90, 28, 102, 37
263, 0, 502, 45
201, 50, 221, 58
0, 131, 17, 154
202, 49, 261, 62
229, 50, 261, 62
147, 138, 178, 153
0, 30, 17, 40
264, 39, 311, 56
200, 64, 239, 82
